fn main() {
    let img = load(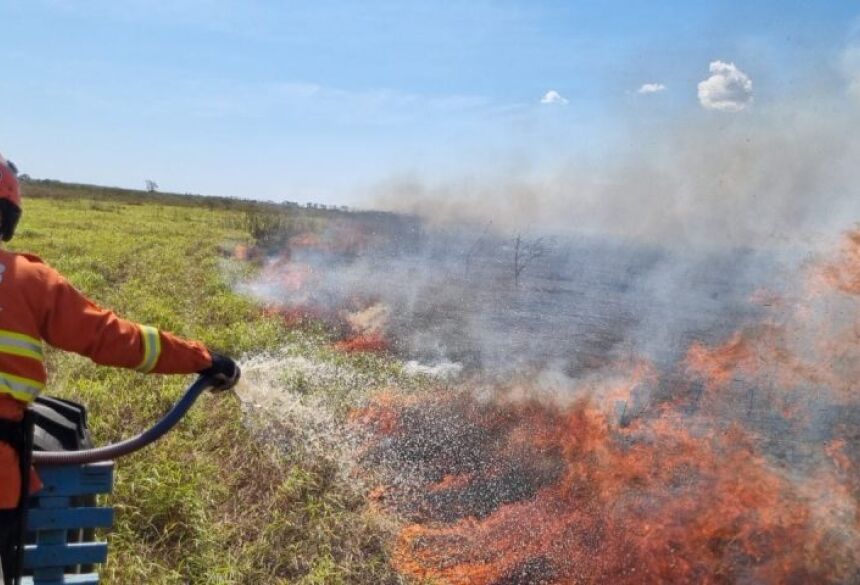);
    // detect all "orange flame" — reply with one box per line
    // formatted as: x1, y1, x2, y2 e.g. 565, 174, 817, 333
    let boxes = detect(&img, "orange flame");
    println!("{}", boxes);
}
685, 331, 755, 392
819, 229, 860, 295
349, 228, 860, 584
353, 389, 859, 584
333, 333, 390, 353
